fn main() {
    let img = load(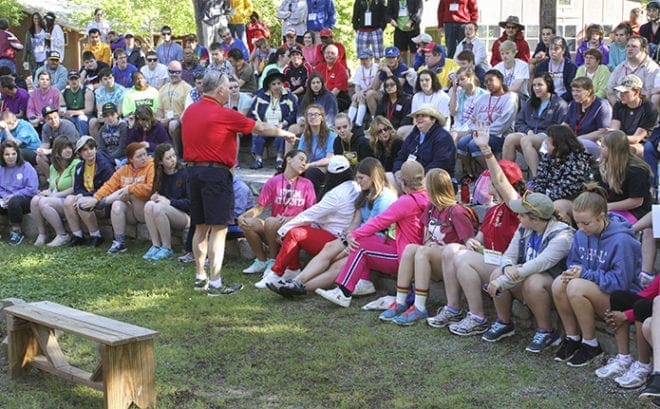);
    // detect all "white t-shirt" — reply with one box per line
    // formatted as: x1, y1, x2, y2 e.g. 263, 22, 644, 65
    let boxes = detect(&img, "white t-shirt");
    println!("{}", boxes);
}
494, 59, 529, 99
